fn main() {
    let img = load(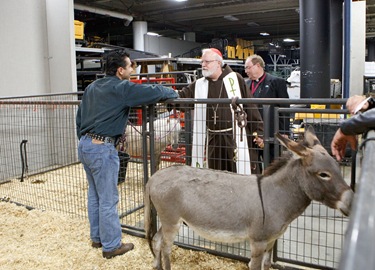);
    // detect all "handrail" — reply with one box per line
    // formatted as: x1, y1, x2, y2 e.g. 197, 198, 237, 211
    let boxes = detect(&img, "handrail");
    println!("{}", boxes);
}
339, 130, 375, 269
165, 97, 347, 105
